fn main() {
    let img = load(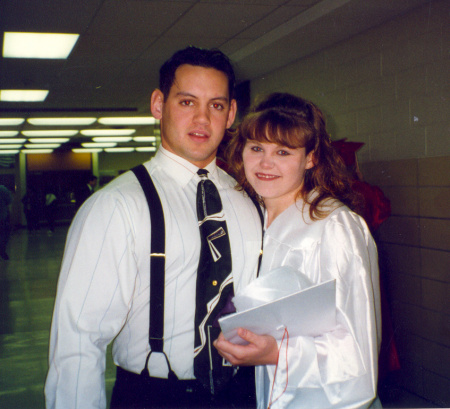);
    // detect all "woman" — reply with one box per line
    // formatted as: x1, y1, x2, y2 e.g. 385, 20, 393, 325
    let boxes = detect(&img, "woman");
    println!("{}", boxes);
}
214, 93, 382, 408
